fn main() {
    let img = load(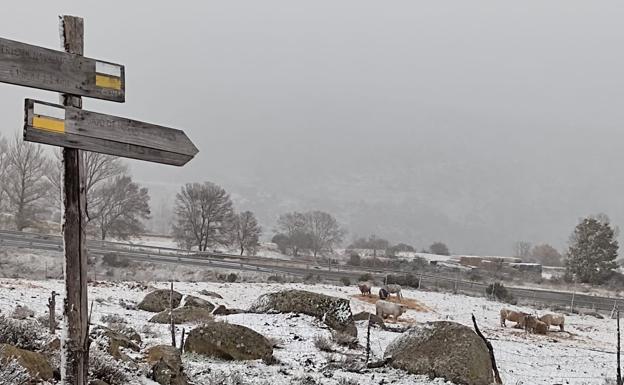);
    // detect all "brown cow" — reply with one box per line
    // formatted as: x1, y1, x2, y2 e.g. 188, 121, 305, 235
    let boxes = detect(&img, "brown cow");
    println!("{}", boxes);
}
500, 308, 529, 328
539, 313, 565, 331
358, 282, 372, 296
523, 315, 549, 334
